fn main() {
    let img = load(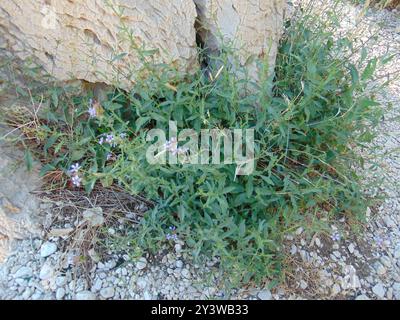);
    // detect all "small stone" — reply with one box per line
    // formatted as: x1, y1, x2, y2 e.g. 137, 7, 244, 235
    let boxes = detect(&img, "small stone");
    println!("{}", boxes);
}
92, 279, 103, 292
137, 277, 147, 289
174, 243, 182, 253
257, 289, 272, 300
40, 242, 57, 258
295, 227, 303, 235
355, 294, 370, 300
82, 207, 104, 227
56, 276, 67, 287
300, 280, 308, 290
394, 245, 400, 259
22, 288, 32, 299
136, 257, 147, 270
143, 291, 152, 300
332, 284, 341, 296
290, 244, 297, 255
100, 287, 115, 299
39, 264, 54, 280
372, 283, 386, 299
181, 269, 191, 279
88, 248, 101, 263
56, 288, 66, 300
175, 260, 183, 269
383, 216, 395, 228
315, 238, 321, 247
15, 278, 27, 286
48, 228, 74, 237
348, 243, 355, 254
14, 266, 33, 279
374, 262, 386, 275
76, 291, 97, 300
